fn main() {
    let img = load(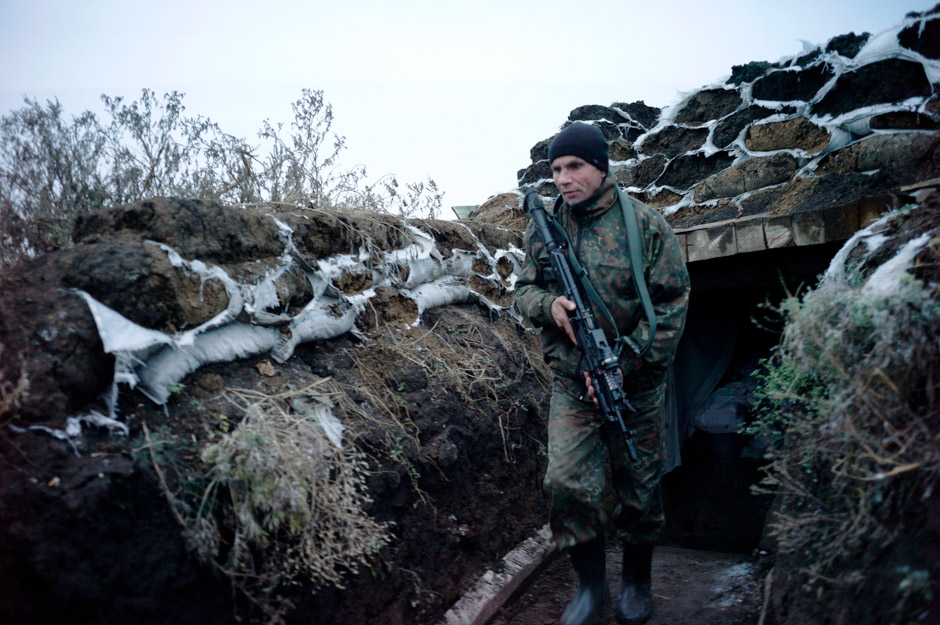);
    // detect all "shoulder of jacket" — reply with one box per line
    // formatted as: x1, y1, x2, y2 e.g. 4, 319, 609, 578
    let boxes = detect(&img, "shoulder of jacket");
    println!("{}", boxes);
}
619, 189, 672, 231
